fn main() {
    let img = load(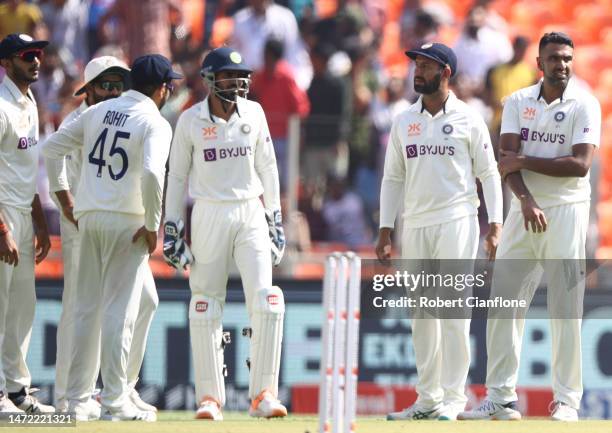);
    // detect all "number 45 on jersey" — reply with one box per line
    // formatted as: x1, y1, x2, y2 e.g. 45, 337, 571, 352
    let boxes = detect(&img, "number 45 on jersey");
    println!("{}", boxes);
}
89, 127, 130, 180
